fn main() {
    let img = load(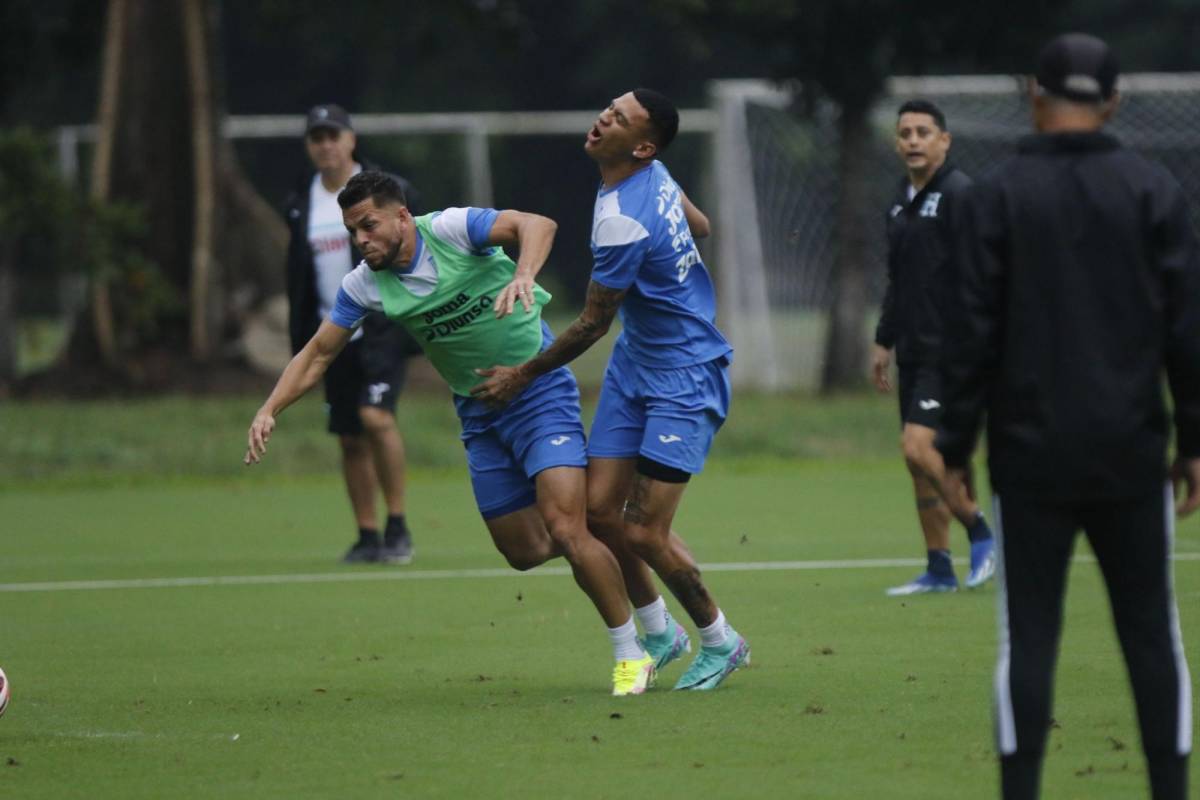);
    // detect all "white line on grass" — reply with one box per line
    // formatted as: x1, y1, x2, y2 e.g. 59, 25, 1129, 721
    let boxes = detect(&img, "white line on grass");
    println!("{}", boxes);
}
1, 553, 1198, 594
